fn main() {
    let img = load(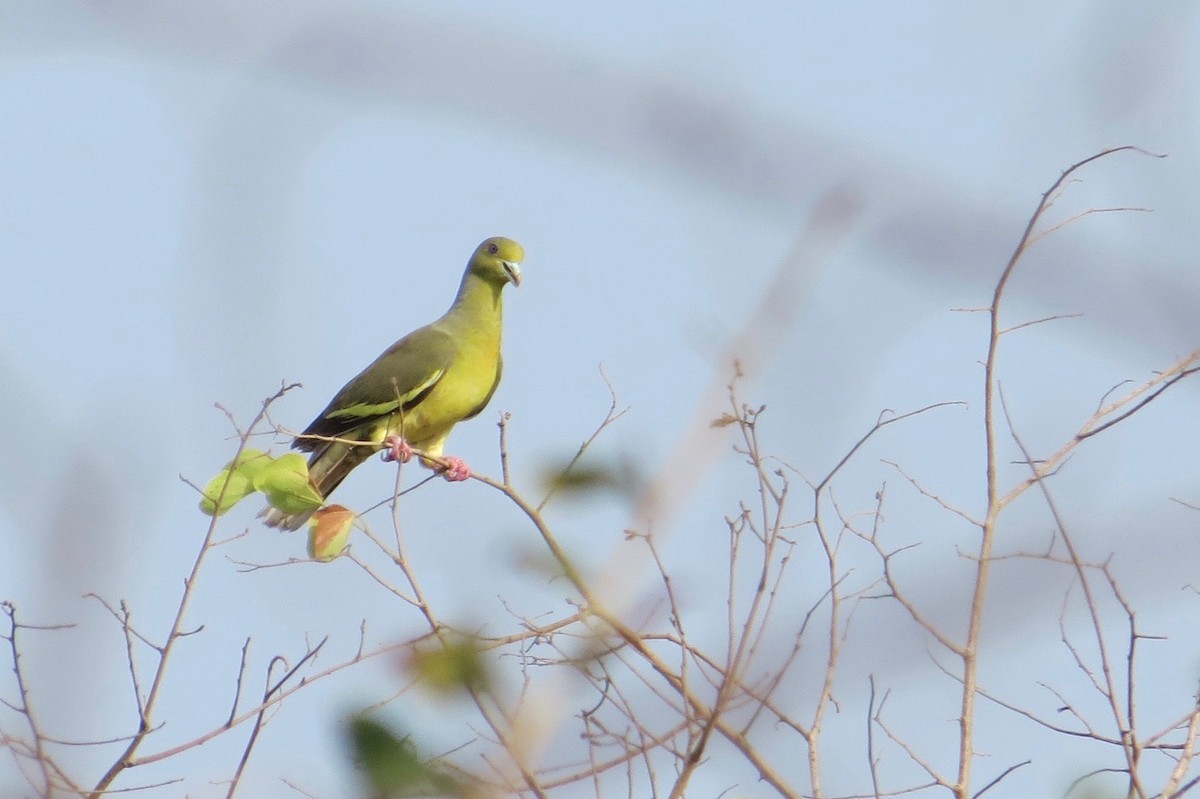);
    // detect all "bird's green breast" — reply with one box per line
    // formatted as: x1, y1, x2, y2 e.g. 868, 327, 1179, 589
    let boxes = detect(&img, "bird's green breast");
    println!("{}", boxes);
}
395, 336, 499, 448
380, 275, 505, 453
